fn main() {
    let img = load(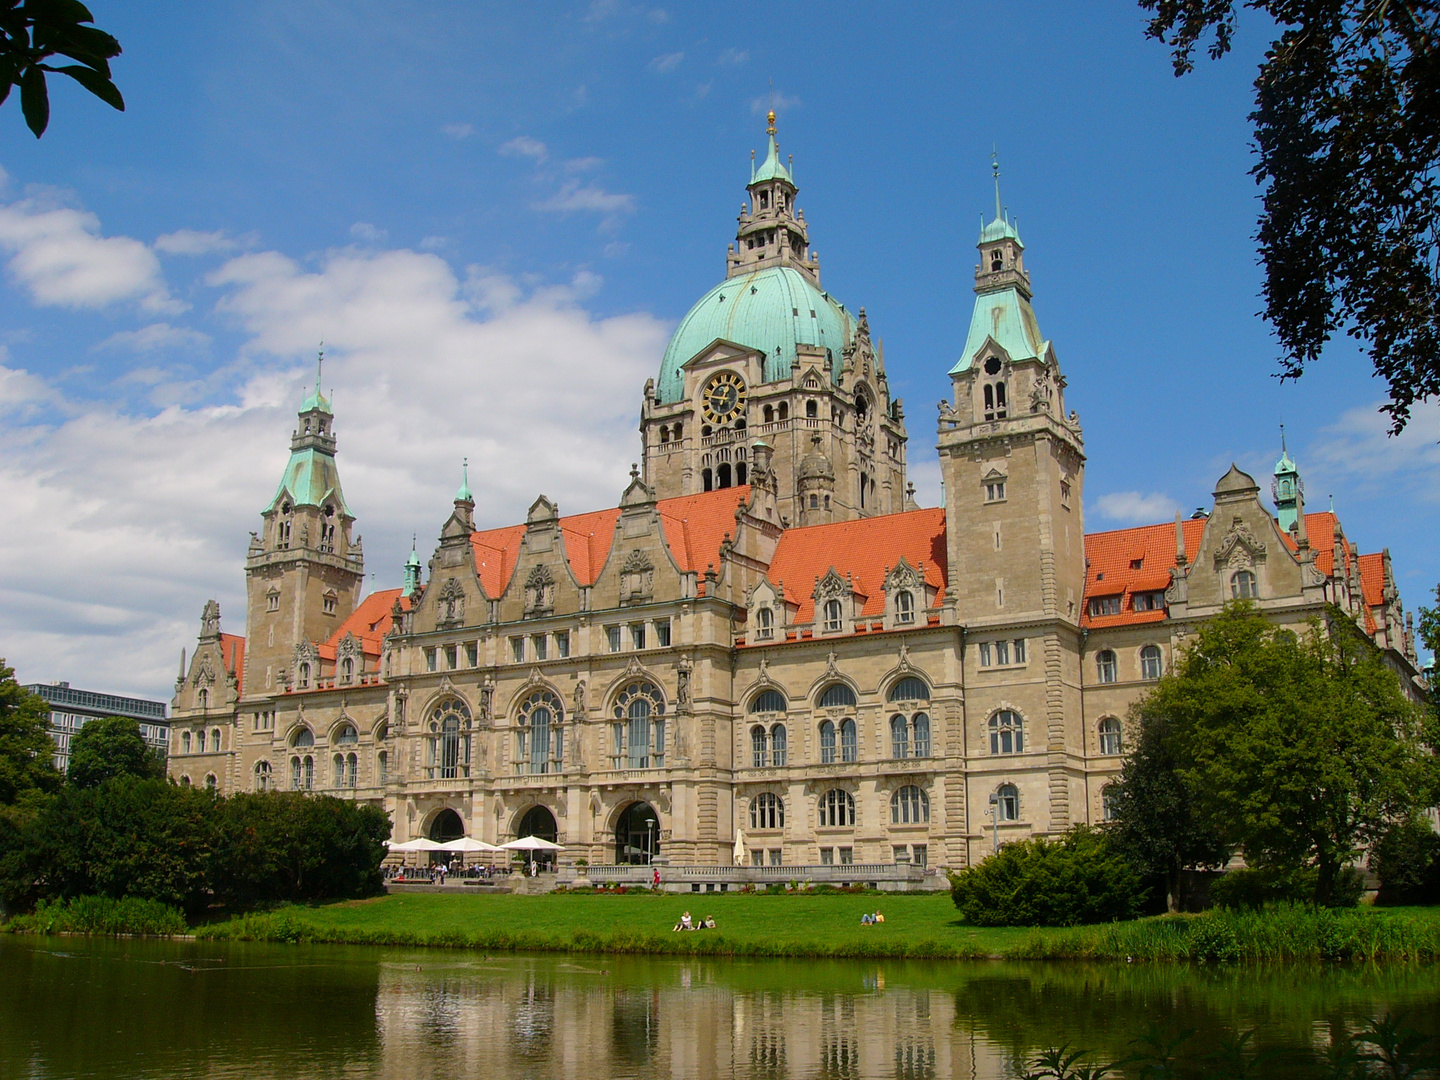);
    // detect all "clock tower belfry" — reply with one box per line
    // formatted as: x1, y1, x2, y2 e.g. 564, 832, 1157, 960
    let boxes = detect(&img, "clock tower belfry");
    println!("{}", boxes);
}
640, 113, 908, 526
